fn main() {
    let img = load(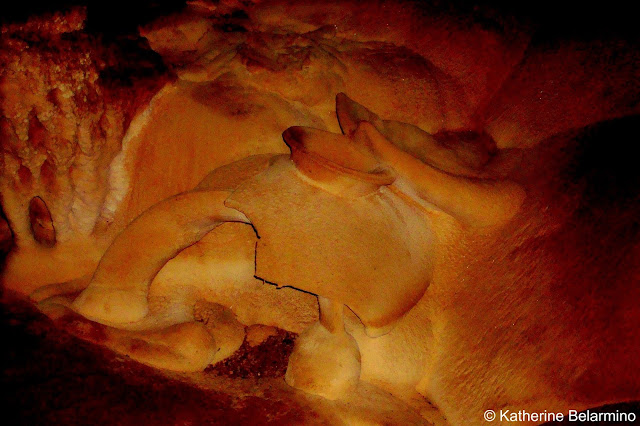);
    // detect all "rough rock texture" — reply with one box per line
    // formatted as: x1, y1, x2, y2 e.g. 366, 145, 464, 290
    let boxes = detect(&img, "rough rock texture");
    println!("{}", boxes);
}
3, 294, 639, 425
1, 295, 317, 425
3, 1, 639, 289
206, 326, 297, 379
1, 1, 640, 425
0, 7, 170, 245
2, 293, 435, 425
